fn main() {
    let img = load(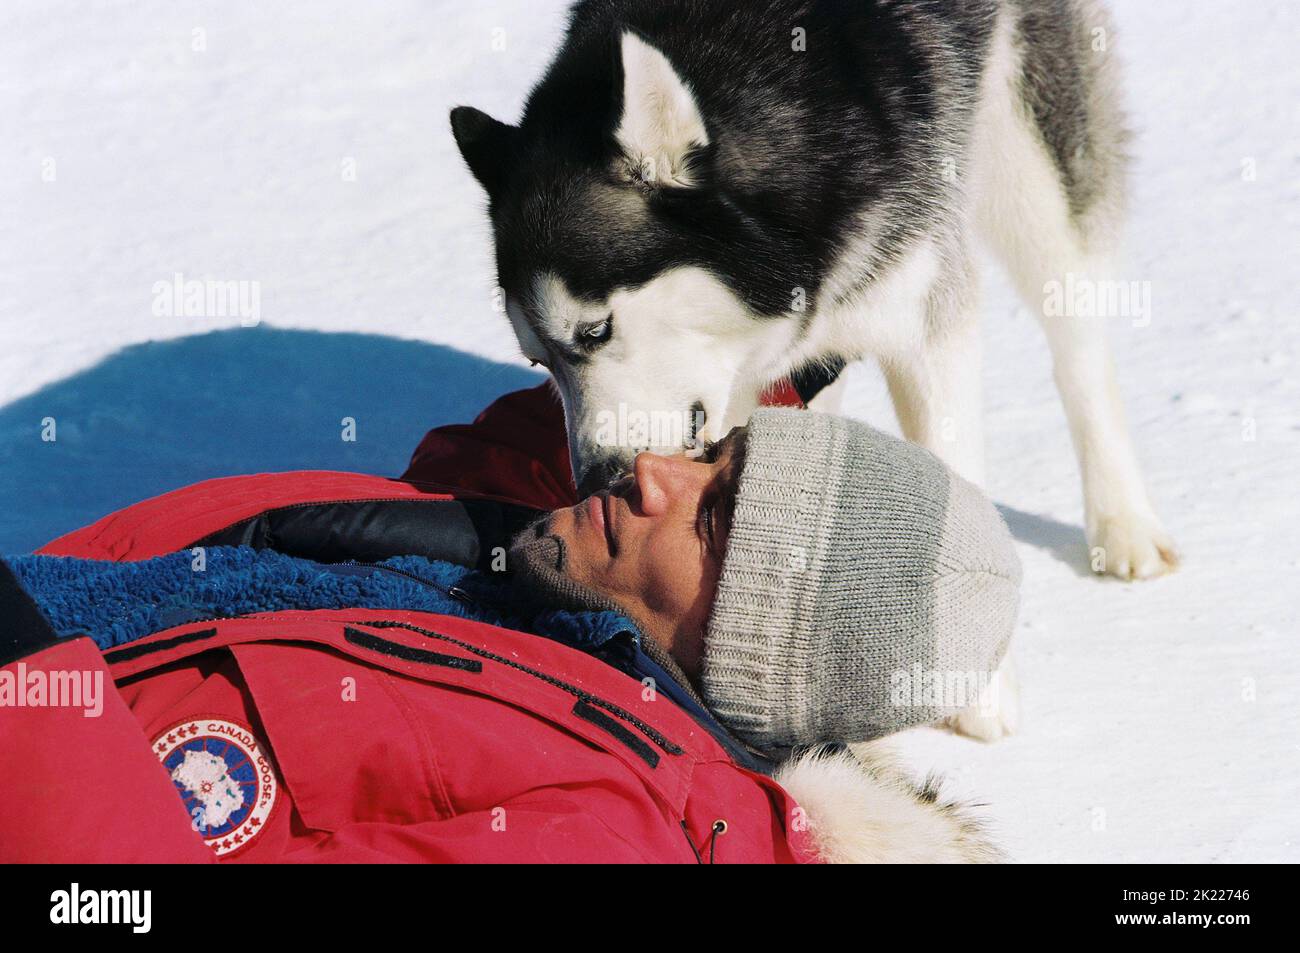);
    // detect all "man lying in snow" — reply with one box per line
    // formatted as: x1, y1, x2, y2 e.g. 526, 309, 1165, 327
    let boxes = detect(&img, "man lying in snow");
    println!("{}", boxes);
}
0, 386, 1019, 863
